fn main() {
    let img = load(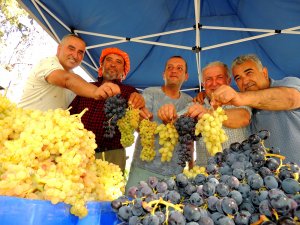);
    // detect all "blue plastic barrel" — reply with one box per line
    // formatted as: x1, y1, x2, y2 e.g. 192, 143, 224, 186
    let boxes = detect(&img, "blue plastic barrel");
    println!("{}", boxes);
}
0, 196, 121, 225
0, 196, 78, 225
